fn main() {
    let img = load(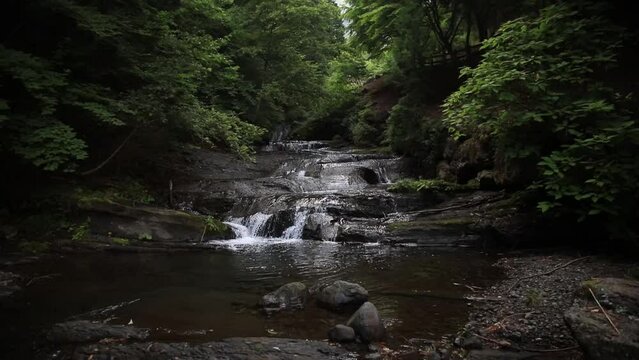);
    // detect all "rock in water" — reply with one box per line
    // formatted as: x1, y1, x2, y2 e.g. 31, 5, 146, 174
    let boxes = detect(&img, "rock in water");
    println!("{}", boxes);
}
47, 321, 150, 343
317, 280, 368, 309
328, 325, 356, 343
346, 302, 385, 343
261, 282, 308, 312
